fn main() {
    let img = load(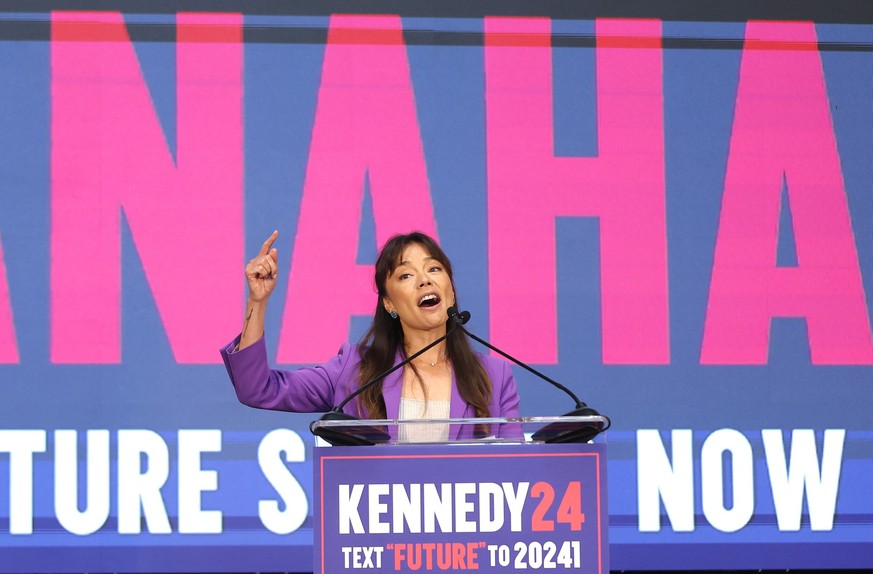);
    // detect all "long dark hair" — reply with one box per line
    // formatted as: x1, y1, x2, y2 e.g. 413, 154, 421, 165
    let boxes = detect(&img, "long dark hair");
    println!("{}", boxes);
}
355, 232, 492, 419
